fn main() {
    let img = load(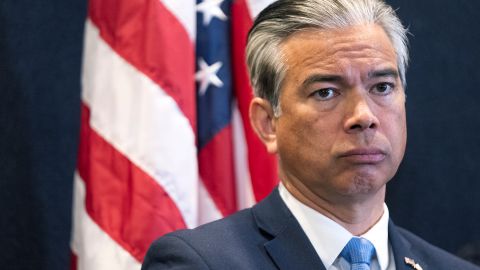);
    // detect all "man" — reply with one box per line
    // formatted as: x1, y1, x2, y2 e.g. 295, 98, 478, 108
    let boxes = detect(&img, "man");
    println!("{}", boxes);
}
142, 0, 480, 269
